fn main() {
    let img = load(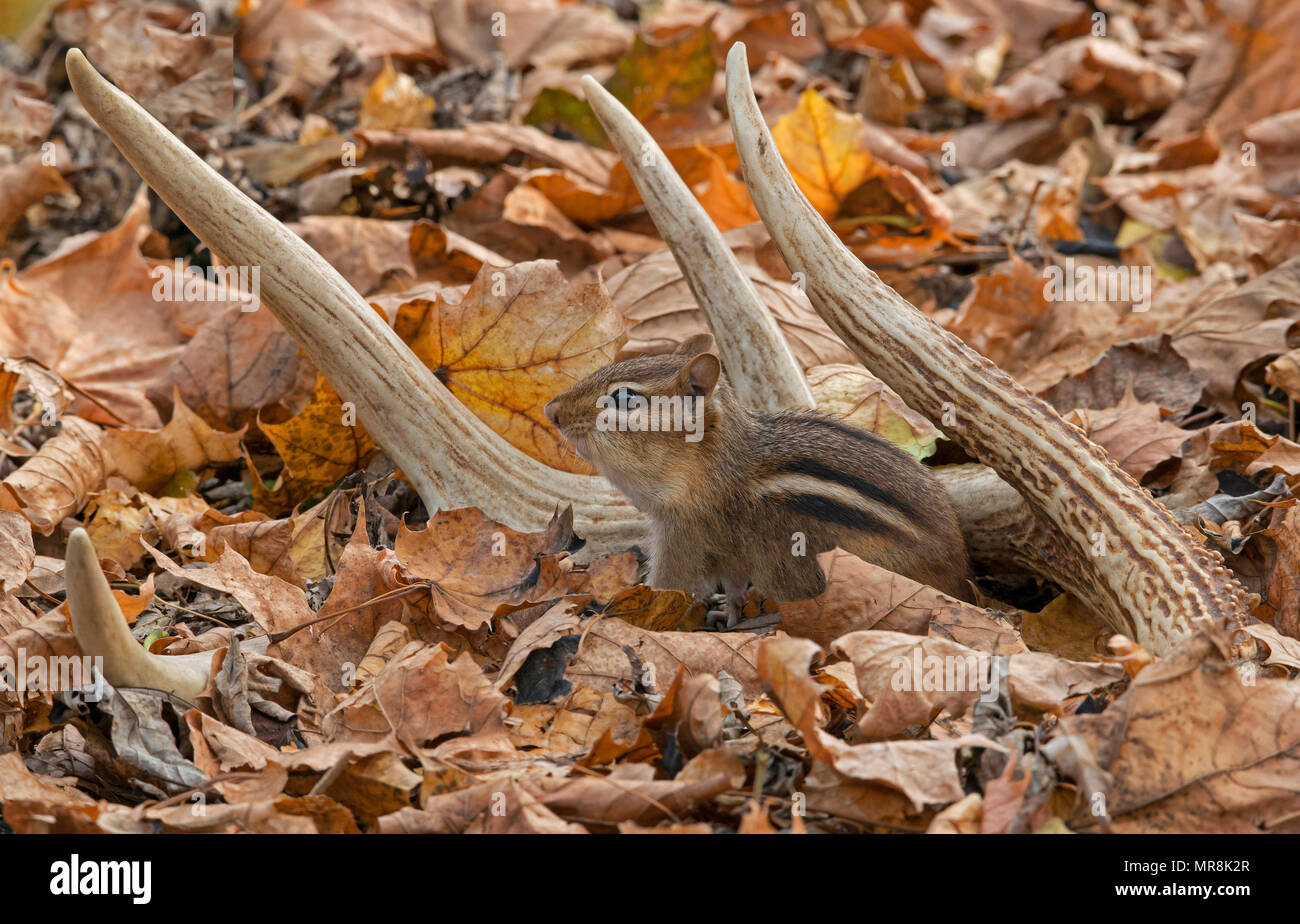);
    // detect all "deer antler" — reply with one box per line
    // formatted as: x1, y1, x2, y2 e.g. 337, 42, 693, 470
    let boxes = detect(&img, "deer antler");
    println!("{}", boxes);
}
723, 42, 1251, 651
65, 528, 213, 700
61, 47, 654, 699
